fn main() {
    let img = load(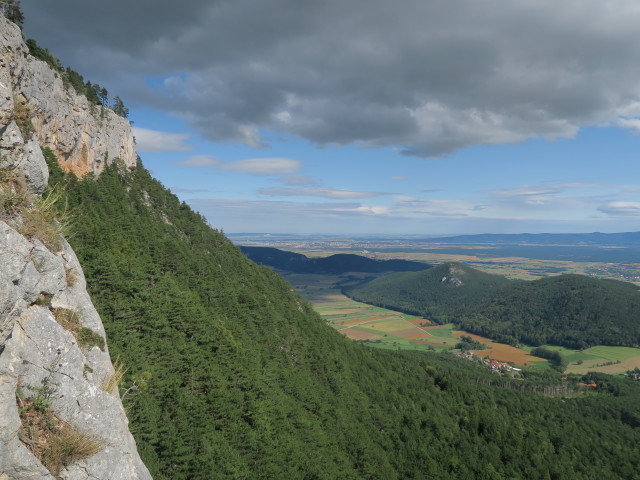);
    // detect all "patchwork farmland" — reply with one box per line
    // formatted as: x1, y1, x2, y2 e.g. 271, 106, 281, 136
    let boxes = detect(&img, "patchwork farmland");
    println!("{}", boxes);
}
287, 272, 640, 373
